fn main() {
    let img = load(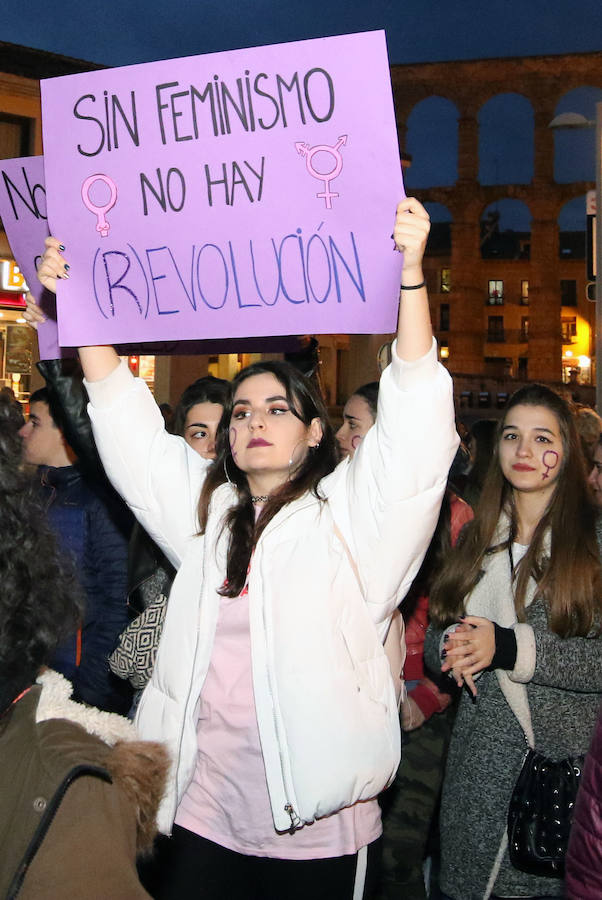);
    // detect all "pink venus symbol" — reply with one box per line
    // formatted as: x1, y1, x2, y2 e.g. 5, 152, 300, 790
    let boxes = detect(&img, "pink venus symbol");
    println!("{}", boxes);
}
295, 135, 347, 209
81, 174, 118, 237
